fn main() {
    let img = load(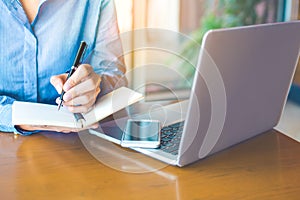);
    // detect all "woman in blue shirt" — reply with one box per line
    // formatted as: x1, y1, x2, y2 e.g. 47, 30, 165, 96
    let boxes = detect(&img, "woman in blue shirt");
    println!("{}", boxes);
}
0, 0, 127, 134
